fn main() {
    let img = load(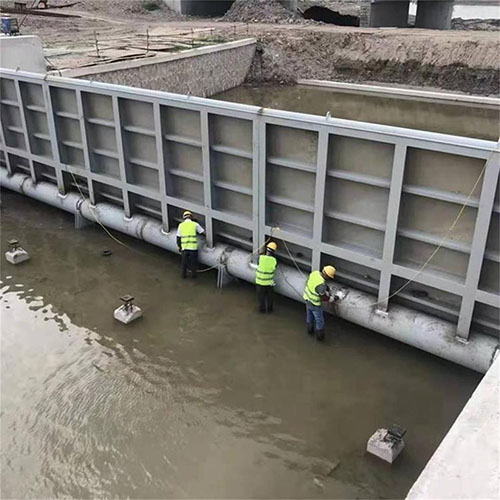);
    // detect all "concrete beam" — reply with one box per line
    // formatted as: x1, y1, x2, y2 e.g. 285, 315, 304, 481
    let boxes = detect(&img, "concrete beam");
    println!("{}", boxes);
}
415, 0, 454, 30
